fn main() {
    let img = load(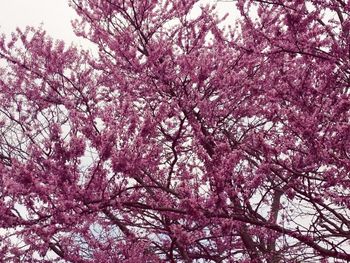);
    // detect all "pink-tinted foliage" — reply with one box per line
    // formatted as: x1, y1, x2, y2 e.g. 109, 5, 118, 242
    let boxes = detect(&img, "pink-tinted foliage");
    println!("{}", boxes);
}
0, 0, 349, 262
